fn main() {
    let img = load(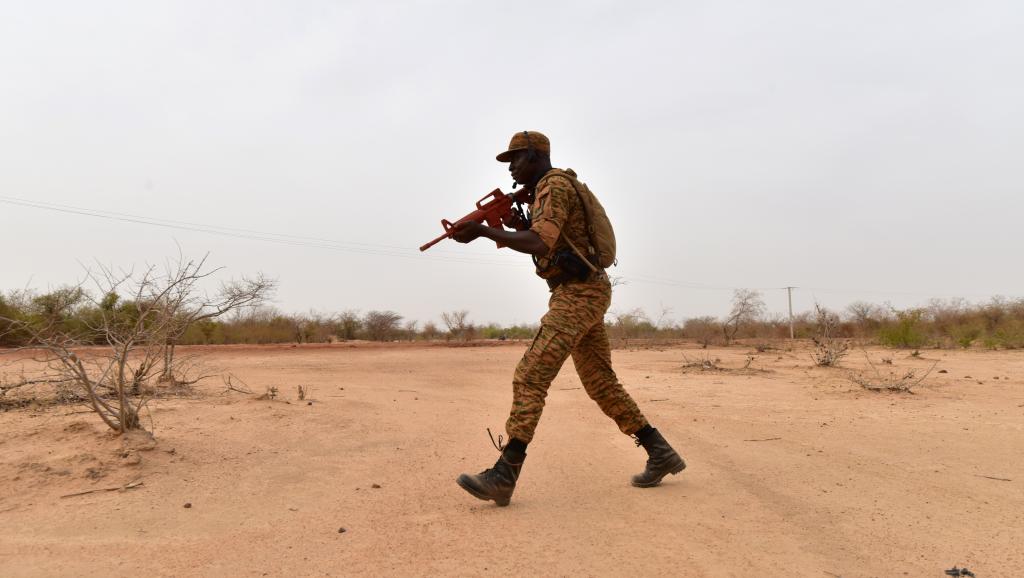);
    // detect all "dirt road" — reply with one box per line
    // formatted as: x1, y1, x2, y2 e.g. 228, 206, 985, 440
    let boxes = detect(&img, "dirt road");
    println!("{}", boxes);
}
1, 342, 1022, 576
